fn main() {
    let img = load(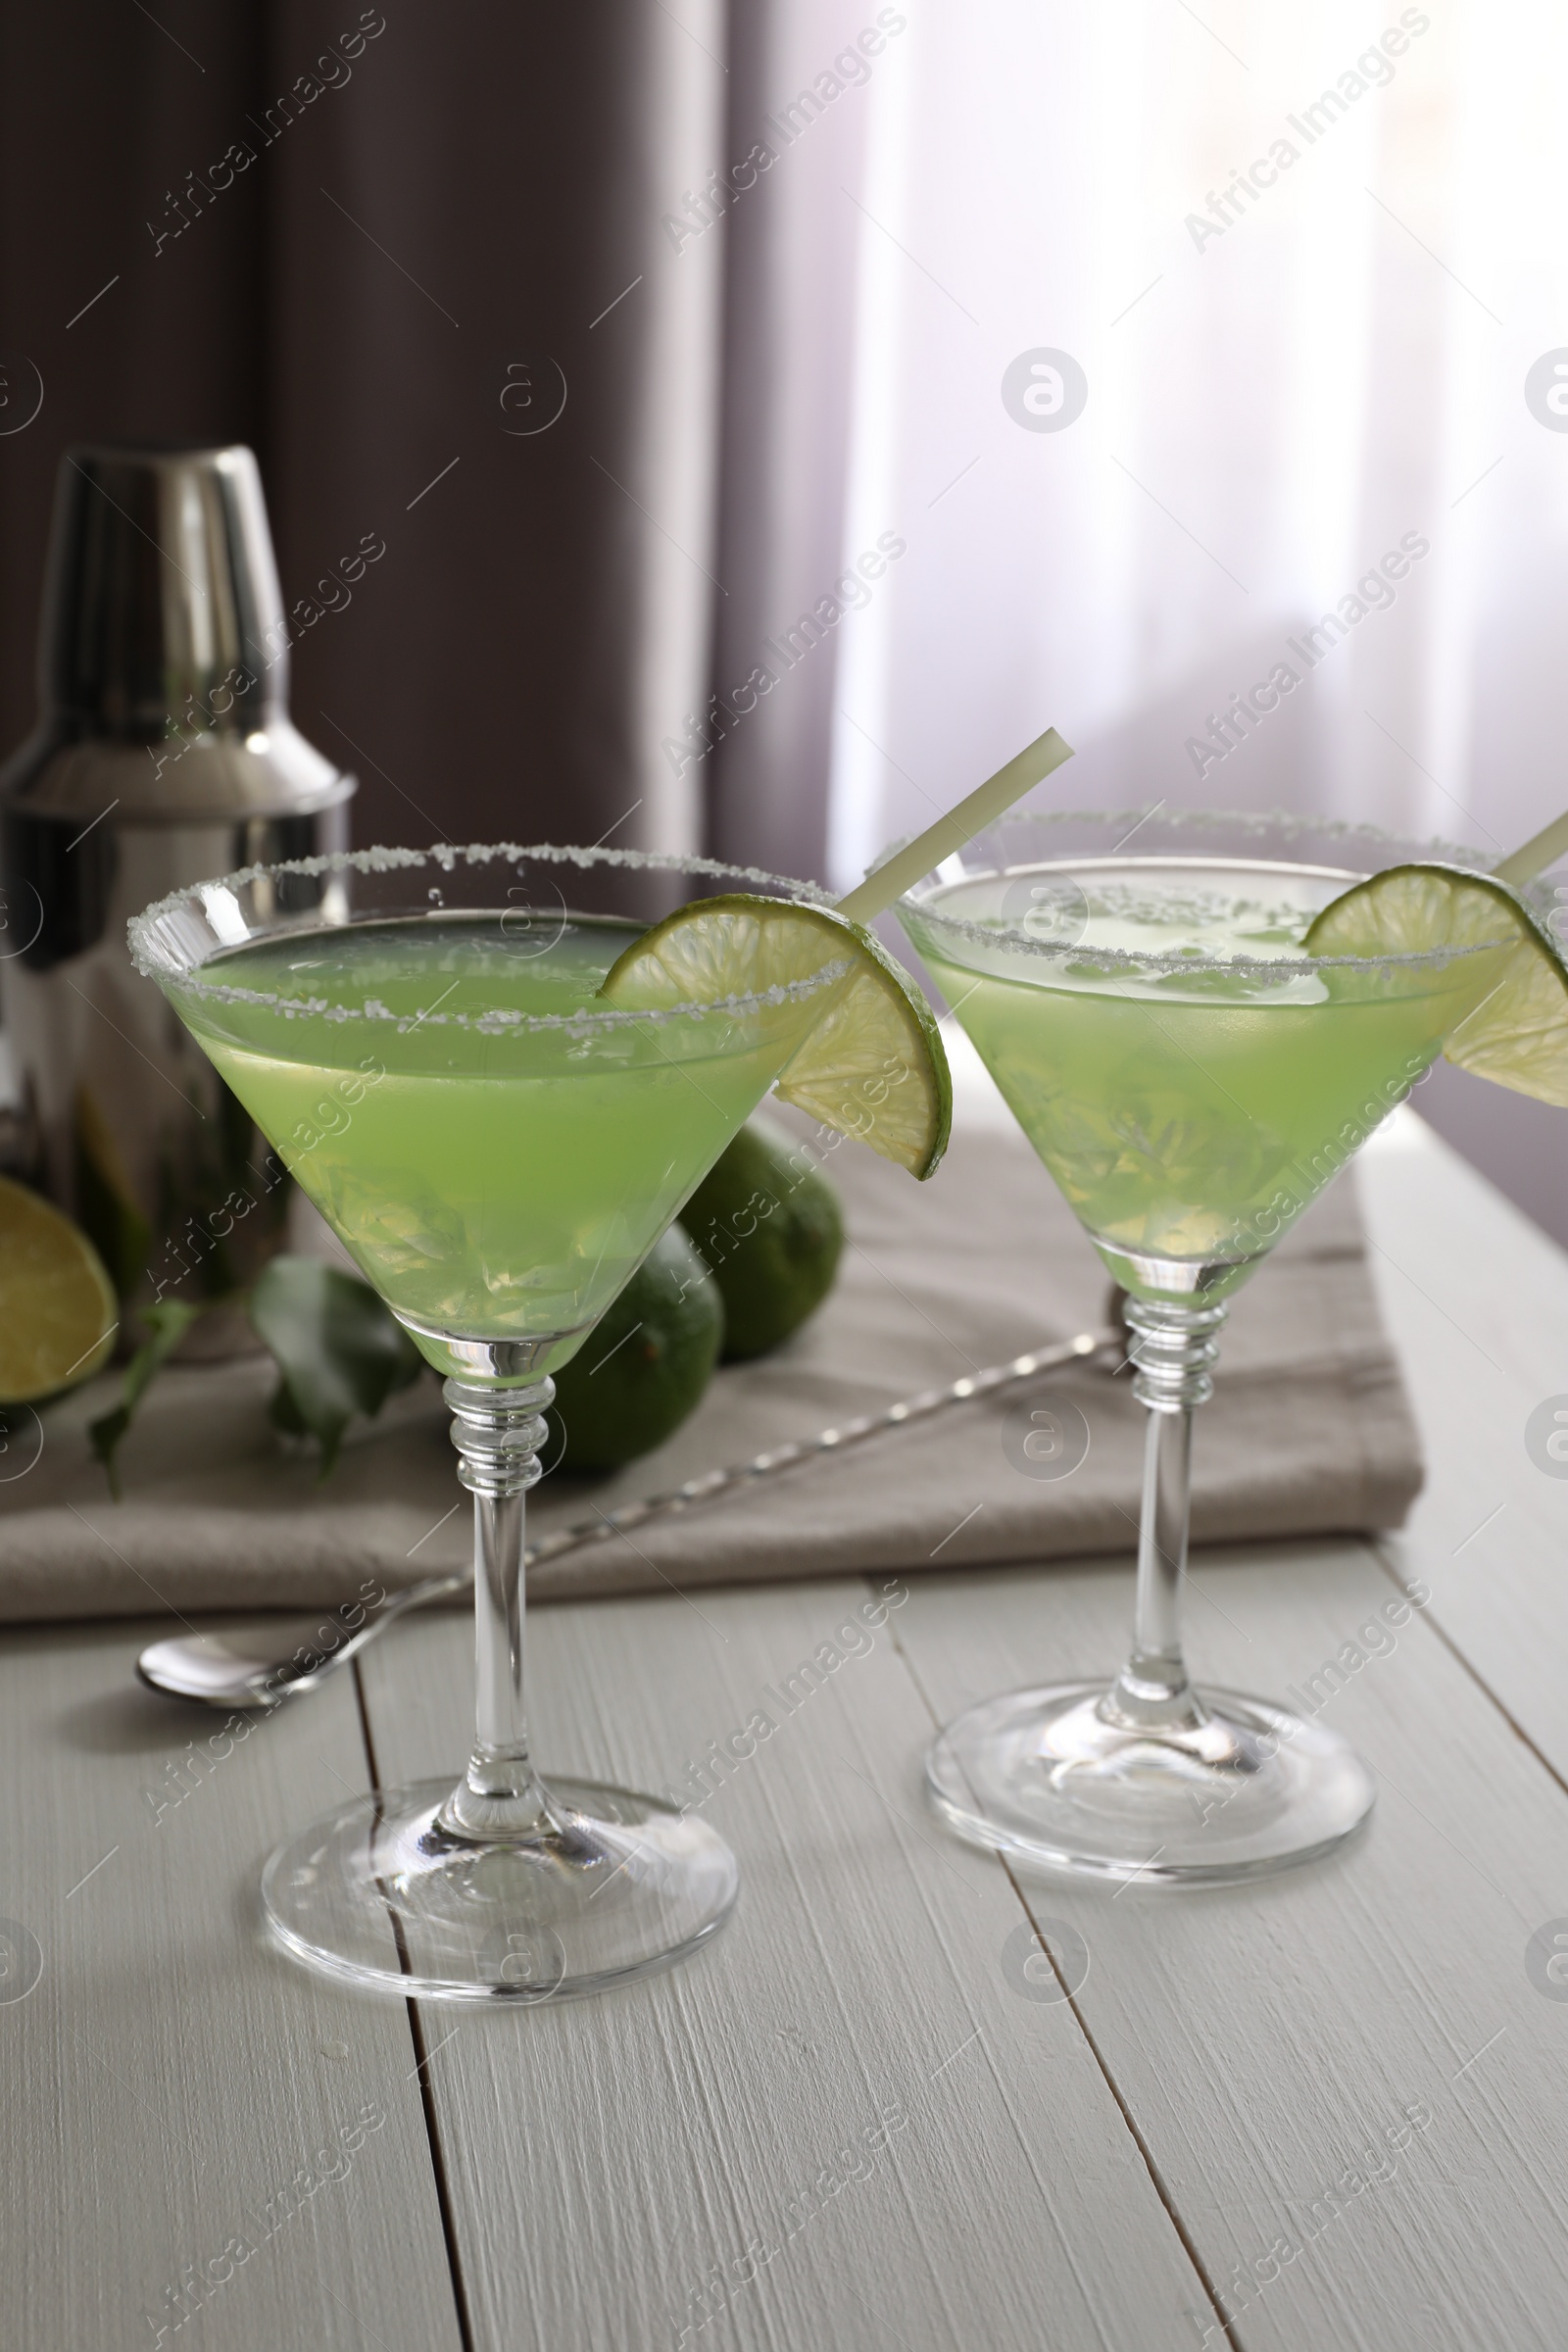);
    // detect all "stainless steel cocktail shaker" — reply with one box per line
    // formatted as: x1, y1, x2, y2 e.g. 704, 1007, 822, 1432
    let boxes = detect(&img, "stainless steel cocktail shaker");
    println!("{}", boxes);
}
0, 444, 355, 1333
